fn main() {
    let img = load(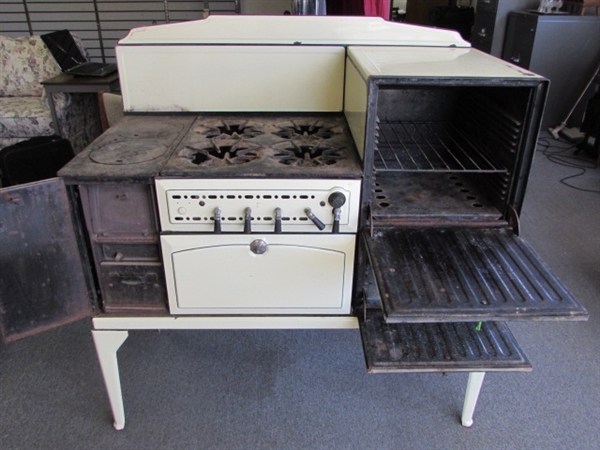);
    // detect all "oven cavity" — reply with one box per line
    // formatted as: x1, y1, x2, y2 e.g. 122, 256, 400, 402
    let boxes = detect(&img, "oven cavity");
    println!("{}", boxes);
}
367, 85, 533, 226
